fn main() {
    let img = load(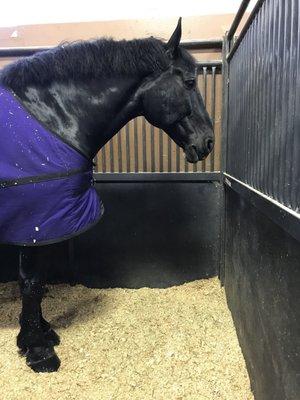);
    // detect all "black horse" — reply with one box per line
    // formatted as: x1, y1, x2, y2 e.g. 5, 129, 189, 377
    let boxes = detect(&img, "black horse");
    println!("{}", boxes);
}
0, 18, 214, 372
